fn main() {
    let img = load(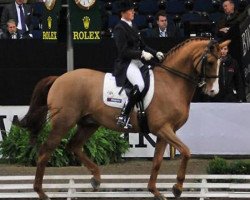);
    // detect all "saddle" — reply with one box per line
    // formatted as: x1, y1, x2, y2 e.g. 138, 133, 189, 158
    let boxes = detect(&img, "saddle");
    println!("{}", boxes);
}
103, 65, 154, 134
